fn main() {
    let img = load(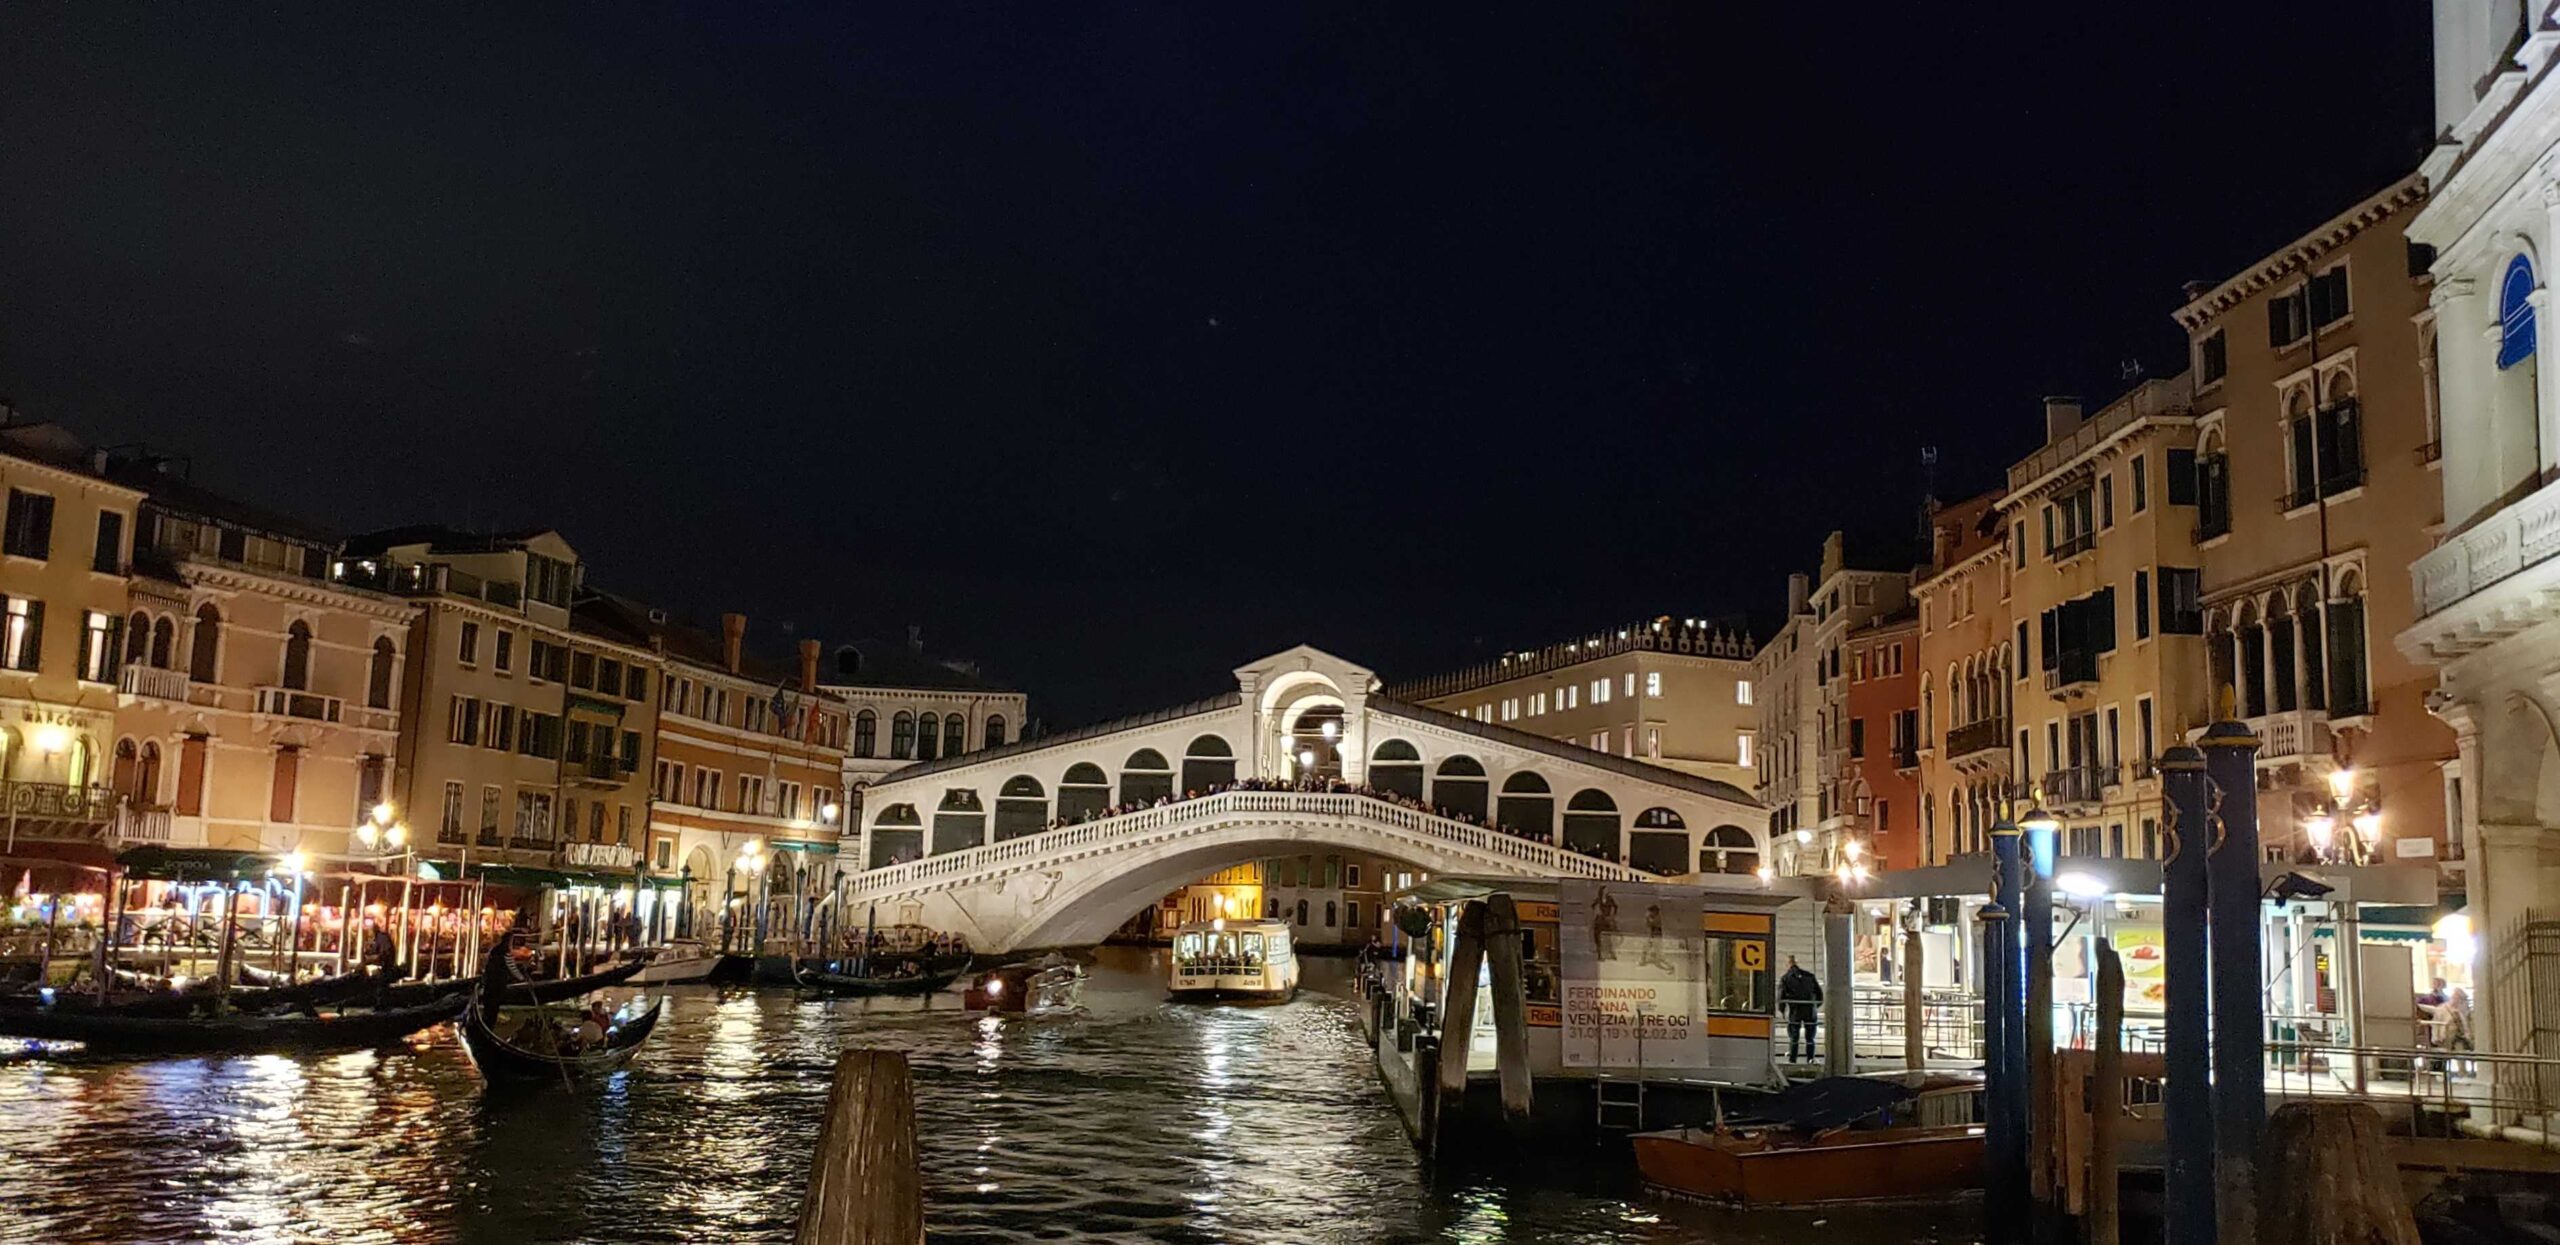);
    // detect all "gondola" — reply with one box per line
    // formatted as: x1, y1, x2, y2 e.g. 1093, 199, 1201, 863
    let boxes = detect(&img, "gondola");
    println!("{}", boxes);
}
373, 958, 644, 1010
1, 968, 386, 1018
794, 957, 971, 997
0, 990, 470, 1056
458, 995, 664, 1082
